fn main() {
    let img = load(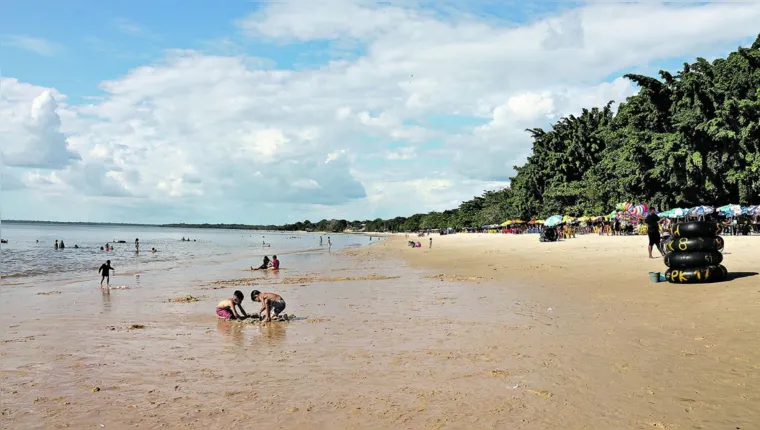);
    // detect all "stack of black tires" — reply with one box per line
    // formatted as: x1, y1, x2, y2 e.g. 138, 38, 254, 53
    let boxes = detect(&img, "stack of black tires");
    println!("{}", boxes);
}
663, 221, 728, 284
540, 227, 559, 242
